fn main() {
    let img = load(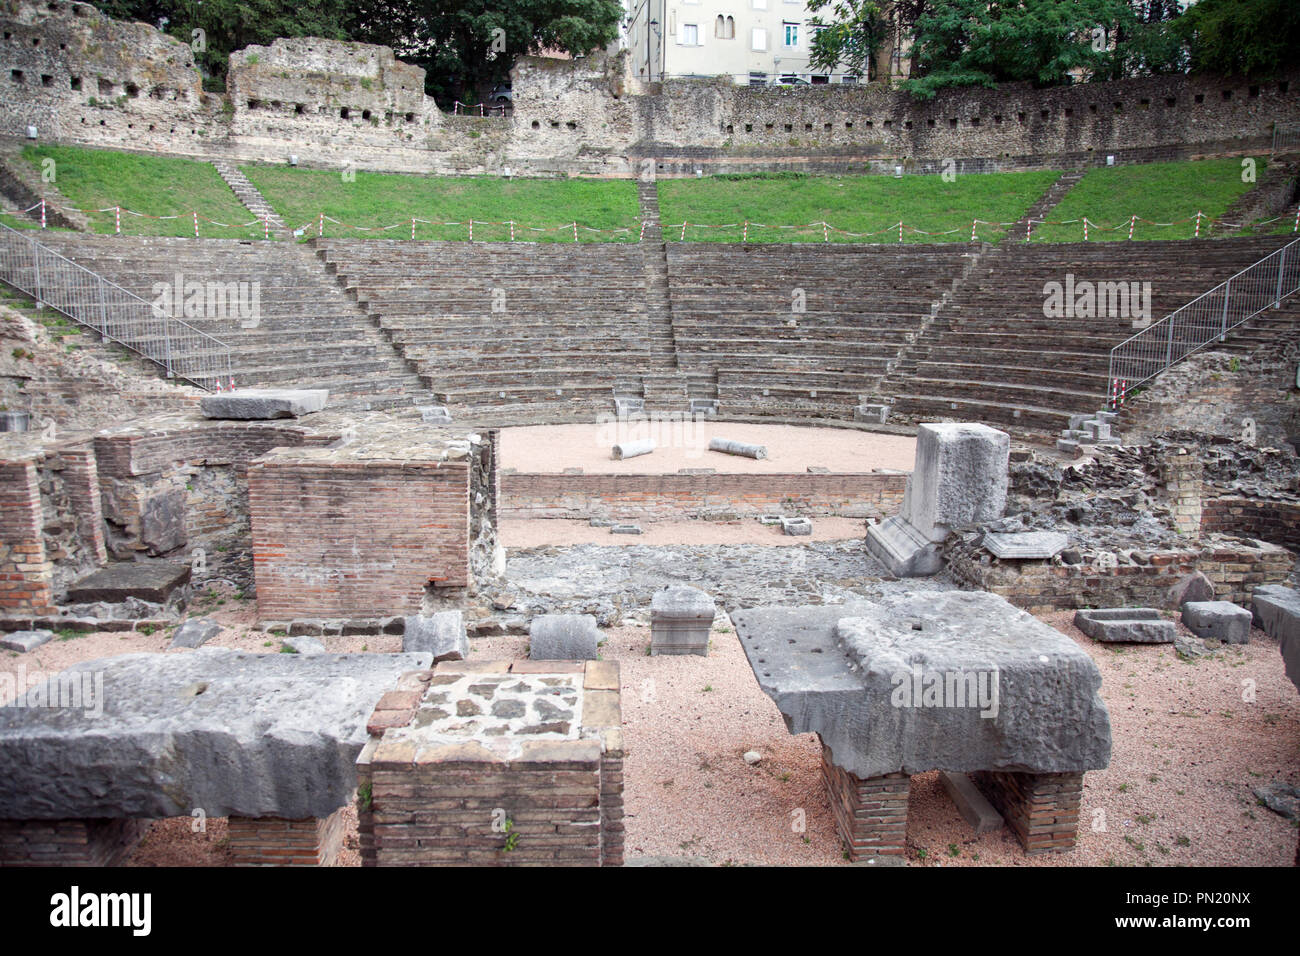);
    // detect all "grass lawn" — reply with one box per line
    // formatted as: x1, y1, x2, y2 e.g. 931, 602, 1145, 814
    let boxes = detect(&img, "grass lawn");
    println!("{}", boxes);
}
18, 145, 266, 240
656, 169, 1062, 243
1030, 157, 1266, 242
241, 165, 640, 242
